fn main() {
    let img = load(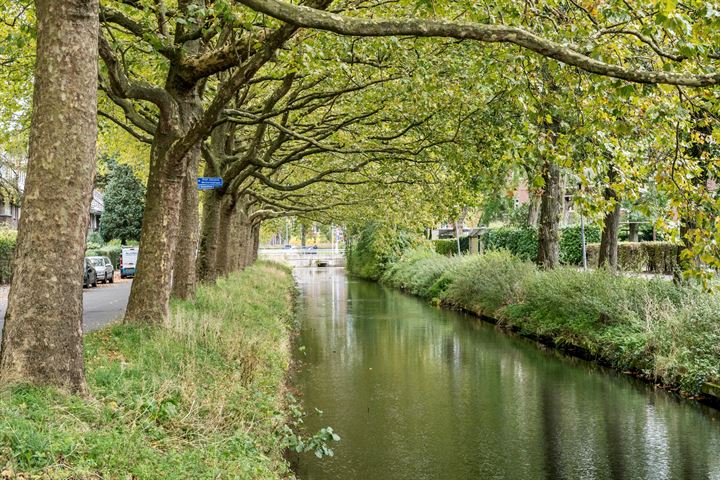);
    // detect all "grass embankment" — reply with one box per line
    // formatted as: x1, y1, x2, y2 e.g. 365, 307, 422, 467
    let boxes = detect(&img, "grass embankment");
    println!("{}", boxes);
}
380, 248, 720, 400
0, 262, 298, 479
